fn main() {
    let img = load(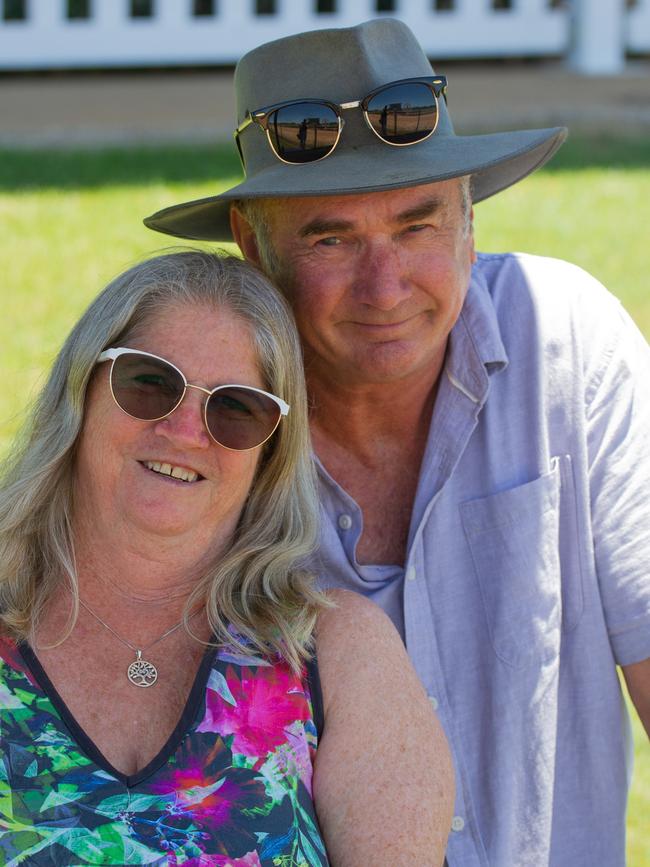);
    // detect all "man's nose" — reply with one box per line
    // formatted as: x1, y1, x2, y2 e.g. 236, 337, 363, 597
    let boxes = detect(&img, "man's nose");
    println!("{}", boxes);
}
354, 242, 411, 311
153, 386, 211, 449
